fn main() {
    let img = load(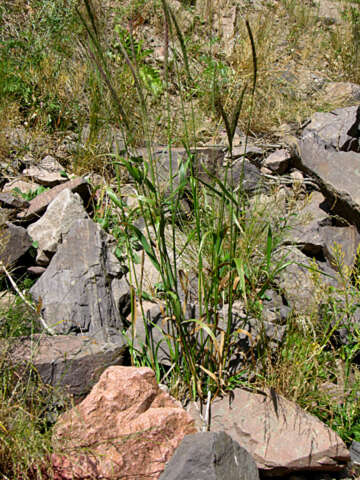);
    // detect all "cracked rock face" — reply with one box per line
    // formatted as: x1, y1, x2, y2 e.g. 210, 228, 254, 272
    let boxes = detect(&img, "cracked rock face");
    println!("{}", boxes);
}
30, 218, 128, 341
297, 107, 360, 227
